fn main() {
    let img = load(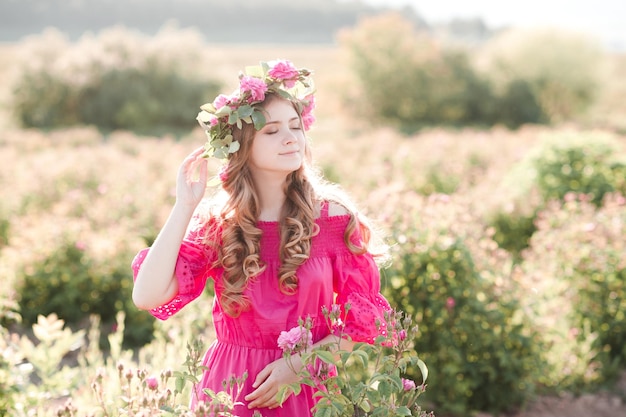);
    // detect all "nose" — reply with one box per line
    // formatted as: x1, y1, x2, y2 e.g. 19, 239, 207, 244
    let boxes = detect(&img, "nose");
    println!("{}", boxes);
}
282, 129, 298, 145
